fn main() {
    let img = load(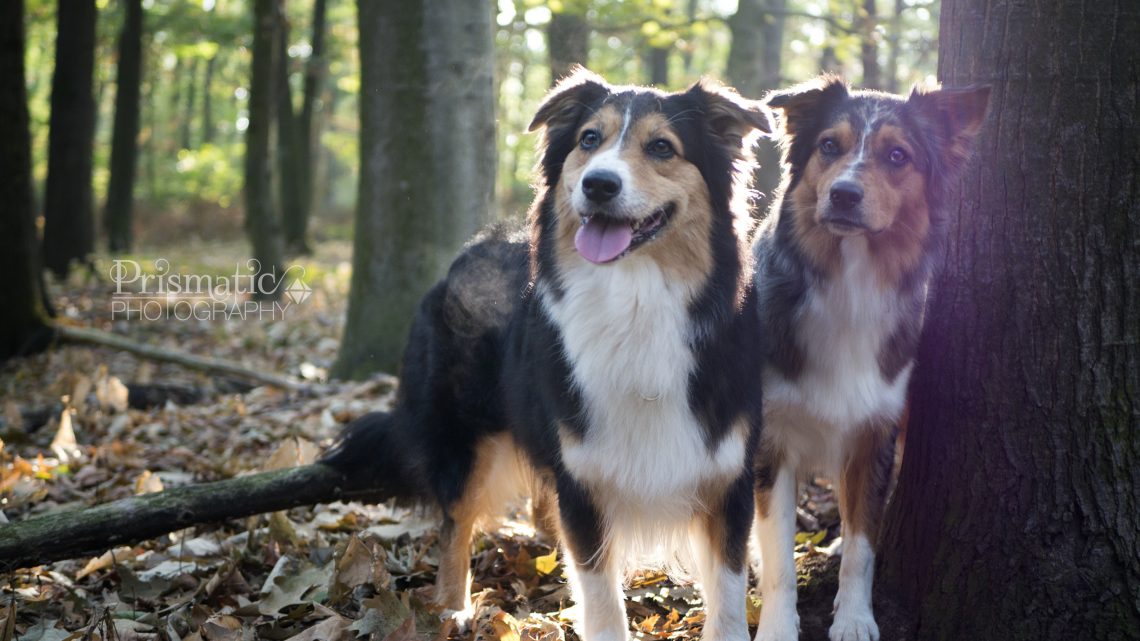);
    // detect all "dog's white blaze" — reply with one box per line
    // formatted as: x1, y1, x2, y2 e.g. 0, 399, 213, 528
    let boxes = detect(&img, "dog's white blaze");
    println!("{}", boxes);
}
544, 255, 746, 548
753, 464, 800, 641
761, 235, 910, 473
830, 533, 879, 641
569, 147, 649, 217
